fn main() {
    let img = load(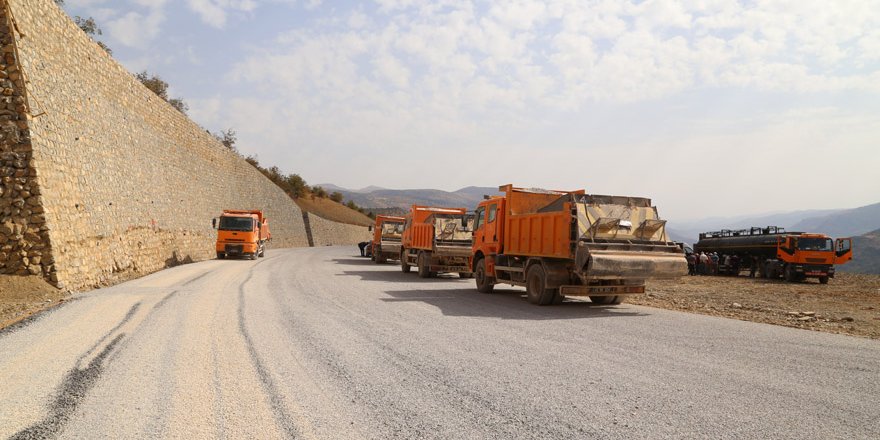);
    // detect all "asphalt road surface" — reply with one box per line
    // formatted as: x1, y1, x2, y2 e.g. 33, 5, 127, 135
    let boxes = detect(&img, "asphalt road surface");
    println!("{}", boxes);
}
2, 246, 879, 439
